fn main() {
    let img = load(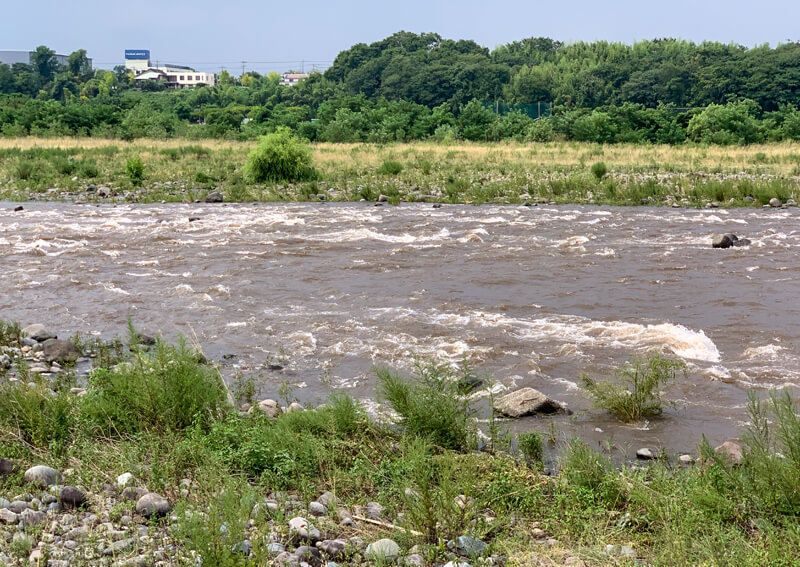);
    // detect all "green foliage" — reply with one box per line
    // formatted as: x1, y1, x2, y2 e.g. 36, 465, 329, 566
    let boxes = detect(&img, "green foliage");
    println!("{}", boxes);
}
125, 156, 144, 185
0, 318, 21, 347
377, 361, 474, 451
687, 100, 765, 145
518, 431, 544, 466
244, 127, 314, 183
581, 352, 686, 422
740, 391, 800, 515
590, 161, 608, 181
377, 159, 403, 175
398, 438, 480, 544
76, 158, 99, 178
81, 334, 229, 436
0, 383, 77, 456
